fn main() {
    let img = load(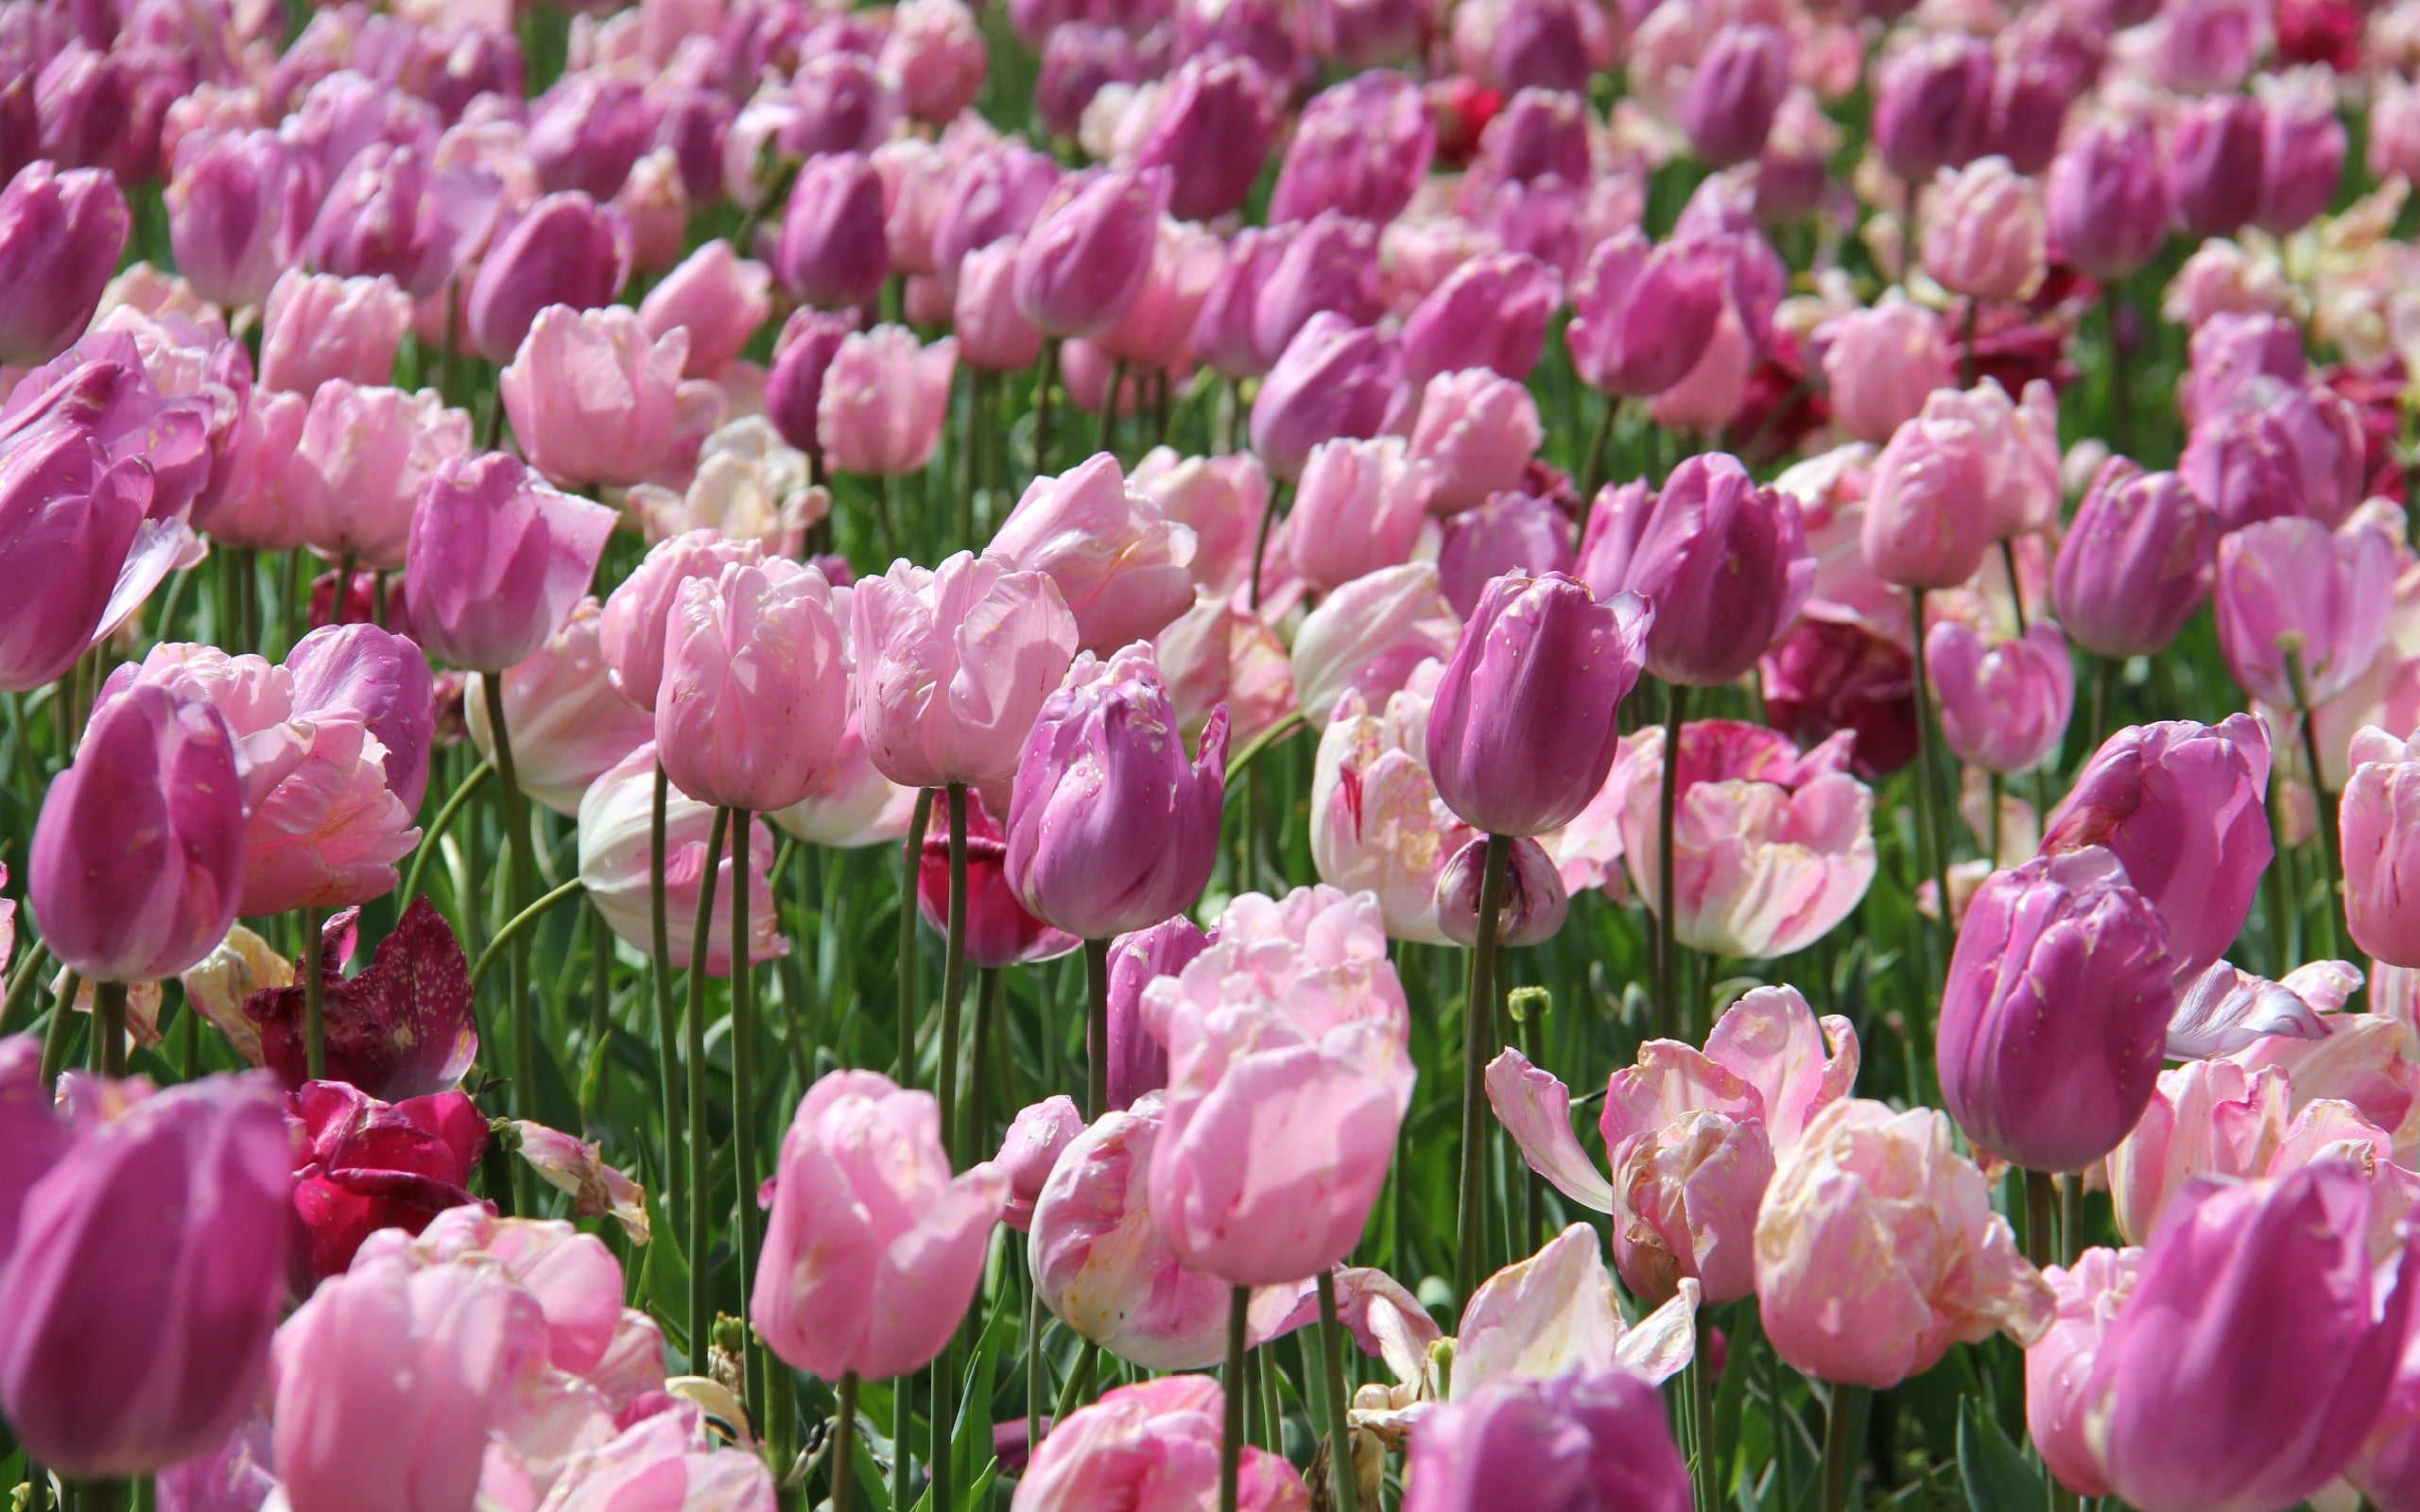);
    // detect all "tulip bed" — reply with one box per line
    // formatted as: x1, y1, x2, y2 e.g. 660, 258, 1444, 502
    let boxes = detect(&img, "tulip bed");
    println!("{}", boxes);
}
7, 2, 2420, 1511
